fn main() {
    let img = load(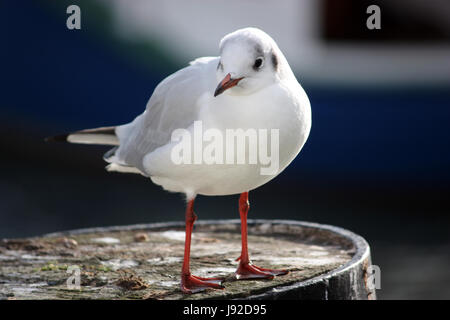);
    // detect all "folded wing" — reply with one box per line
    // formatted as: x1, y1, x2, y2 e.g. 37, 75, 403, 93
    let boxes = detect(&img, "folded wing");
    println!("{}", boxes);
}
106, 57, 218, 174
